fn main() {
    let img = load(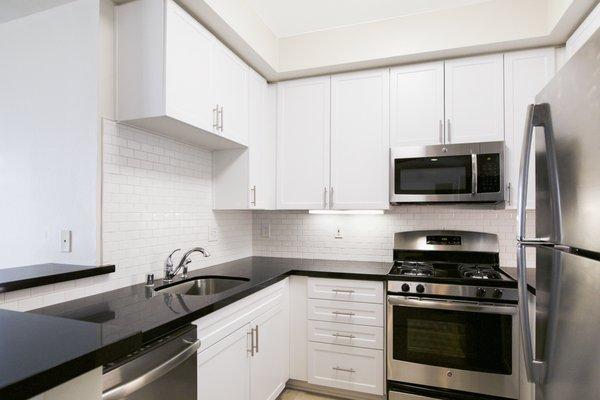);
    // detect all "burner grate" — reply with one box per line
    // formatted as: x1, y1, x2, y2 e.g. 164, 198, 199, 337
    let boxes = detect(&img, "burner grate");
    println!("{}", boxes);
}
458, 265, 502, 280
397, 261, 434, 277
